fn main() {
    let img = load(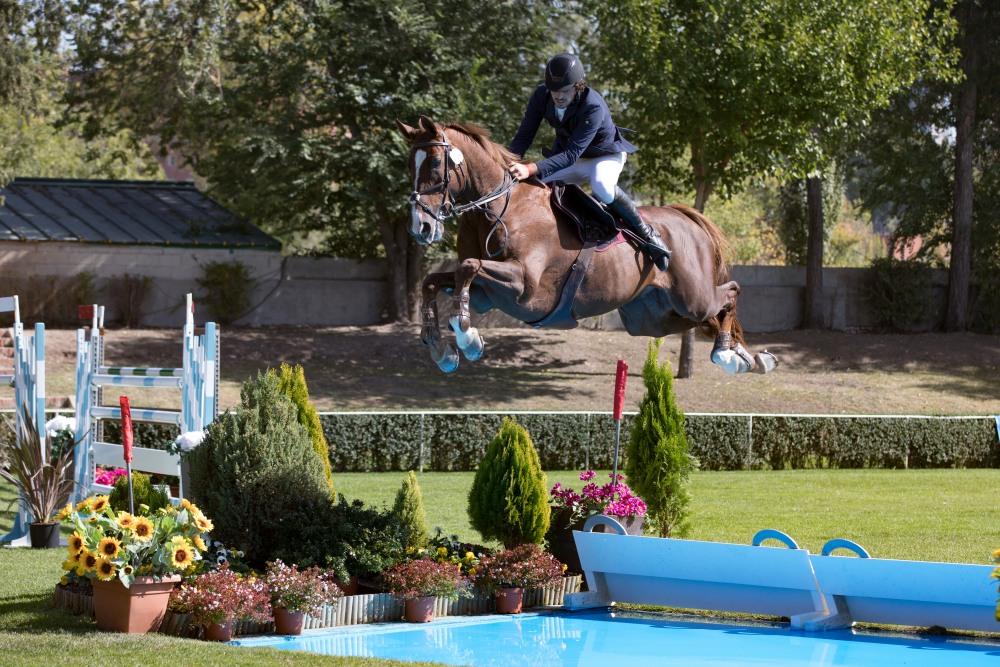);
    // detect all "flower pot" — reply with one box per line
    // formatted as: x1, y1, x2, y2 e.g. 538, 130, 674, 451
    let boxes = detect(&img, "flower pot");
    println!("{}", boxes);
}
92, 575, 180, 633
495, 587, 524, 614
403, 596, 436, 623
273, 607, 306, 635
546, 509, 644, 575
29, 522, 60, 549
204, 619, 233, 642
